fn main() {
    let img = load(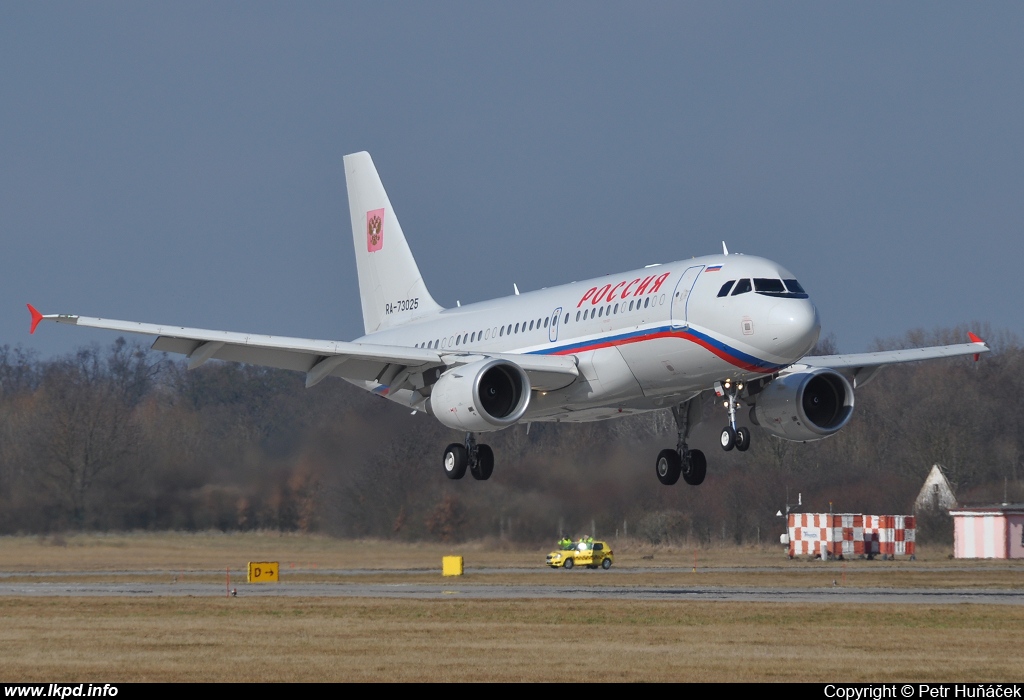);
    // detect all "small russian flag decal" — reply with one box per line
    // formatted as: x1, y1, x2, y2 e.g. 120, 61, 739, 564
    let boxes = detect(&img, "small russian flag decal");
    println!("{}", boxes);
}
705, 265, 722, 272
